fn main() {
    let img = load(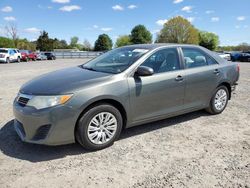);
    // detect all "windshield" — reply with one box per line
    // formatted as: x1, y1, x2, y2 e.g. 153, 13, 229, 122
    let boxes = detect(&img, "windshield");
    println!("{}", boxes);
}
81, 47, 149, 74
0, 49, 8, 53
